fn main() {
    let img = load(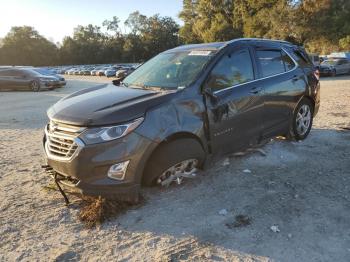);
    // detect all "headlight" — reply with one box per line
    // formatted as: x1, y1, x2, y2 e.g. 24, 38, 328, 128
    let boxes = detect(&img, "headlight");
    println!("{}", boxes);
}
79, 117, 144, 144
